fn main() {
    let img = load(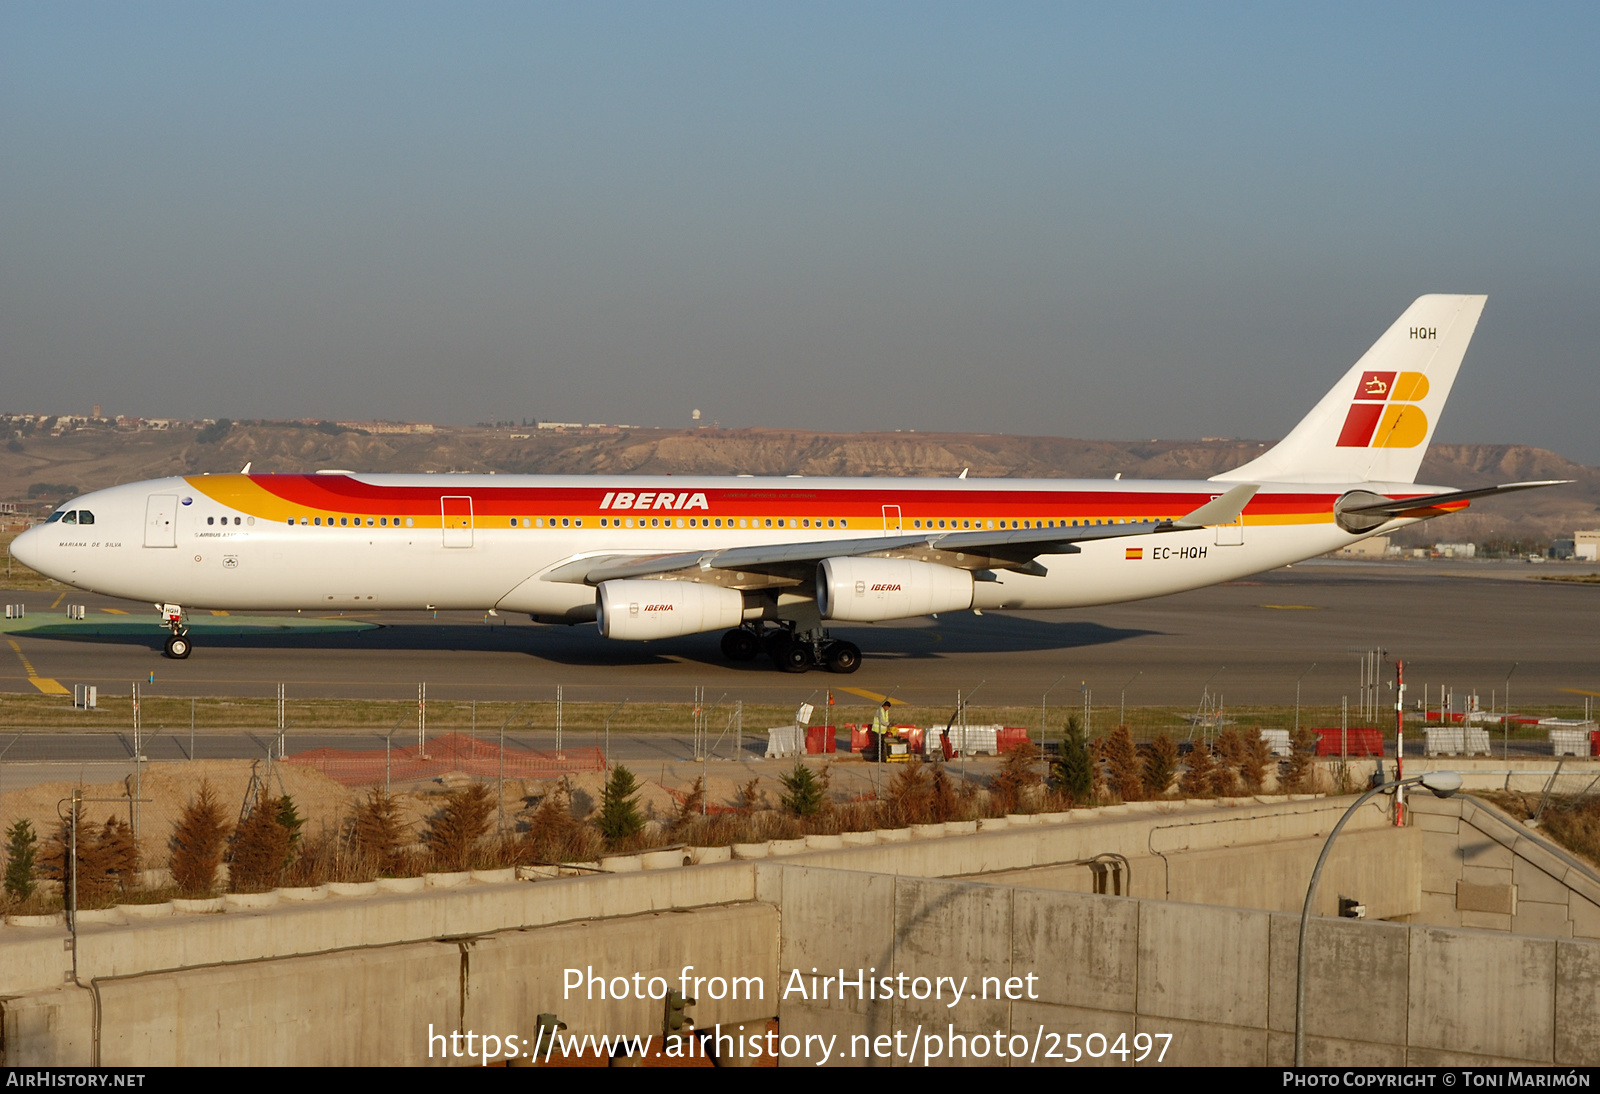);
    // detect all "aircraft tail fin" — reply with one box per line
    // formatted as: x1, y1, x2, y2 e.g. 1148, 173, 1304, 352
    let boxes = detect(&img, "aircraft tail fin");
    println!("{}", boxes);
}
1211, 295, 1487, 485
